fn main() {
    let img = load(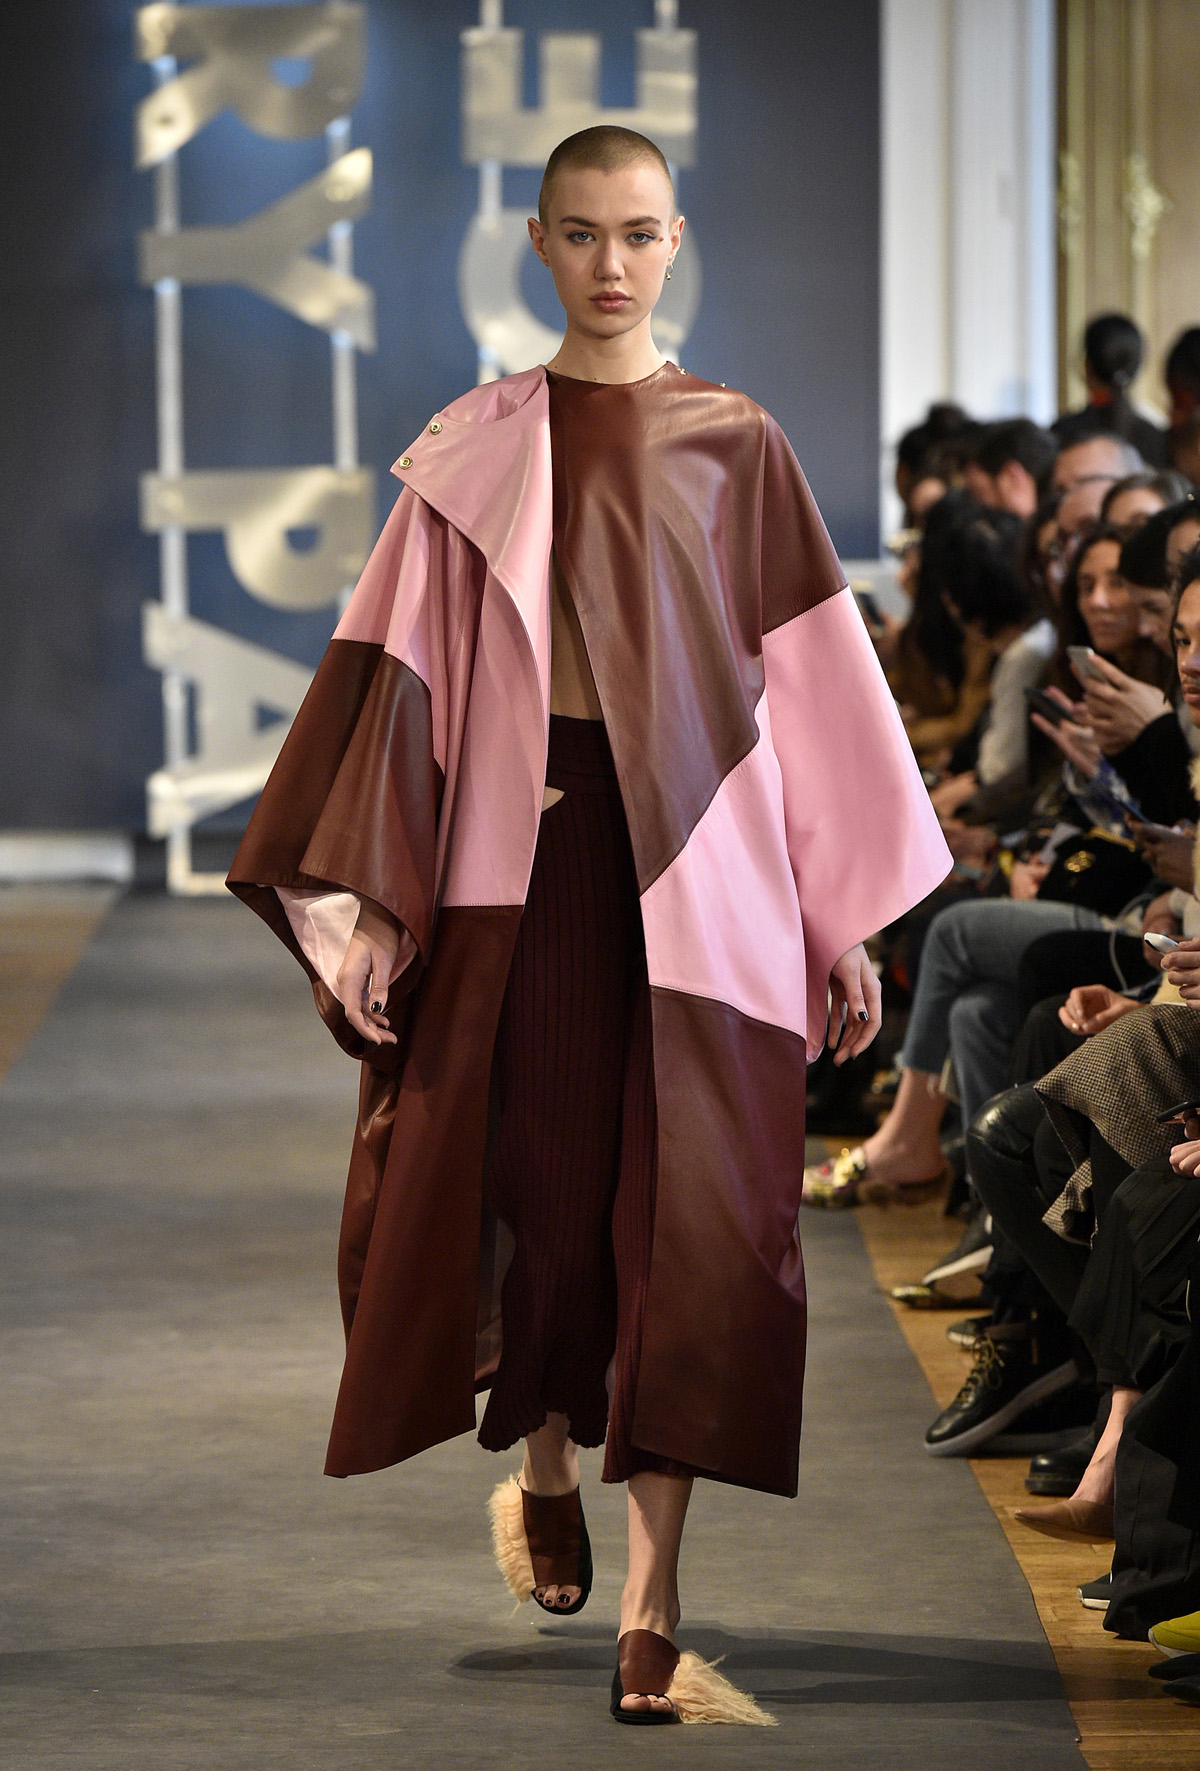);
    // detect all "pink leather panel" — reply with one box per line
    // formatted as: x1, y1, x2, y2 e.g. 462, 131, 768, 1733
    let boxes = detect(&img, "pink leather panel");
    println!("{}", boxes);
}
333, 467, 549, 913
277, 886, 417, 995
640, 693, 808, 1040
391, 367, 554, 699
763, 588, 952, 1054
